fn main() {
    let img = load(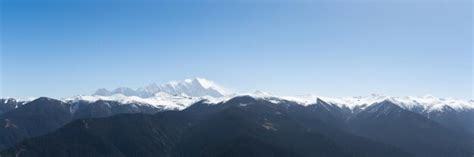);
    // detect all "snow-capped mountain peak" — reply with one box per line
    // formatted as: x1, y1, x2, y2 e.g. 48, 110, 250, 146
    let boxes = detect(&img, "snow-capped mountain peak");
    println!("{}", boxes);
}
94, 78, 232, 98
245, 90, 272, 98
193, 77, 230, 95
